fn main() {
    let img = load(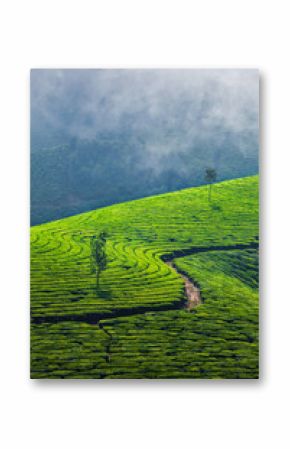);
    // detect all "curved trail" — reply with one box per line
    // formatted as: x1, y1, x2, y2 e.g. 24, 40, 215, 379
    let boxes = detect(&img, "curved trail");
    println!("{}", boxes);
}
32, 242, 258, 325
32, 242, 258, 373
166, 261, 201, 309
